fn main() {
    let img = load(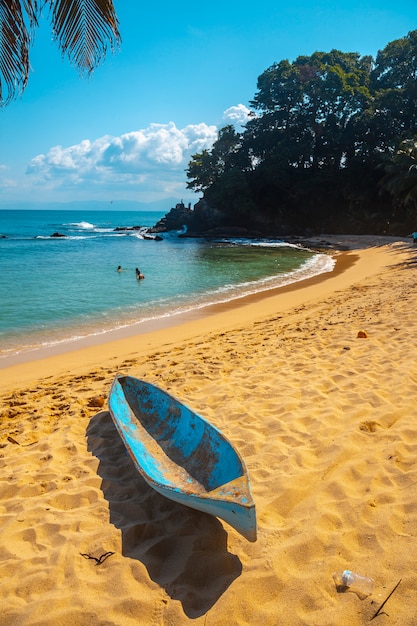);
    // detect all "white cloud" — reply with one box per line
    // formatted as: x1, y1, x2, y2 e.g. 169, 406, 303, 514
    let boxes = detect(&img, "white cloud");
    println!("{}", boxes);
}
99, 122, 216, 171
5, 107, 252, 203
222, 104, 253, 129
26, 121, 218, 200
